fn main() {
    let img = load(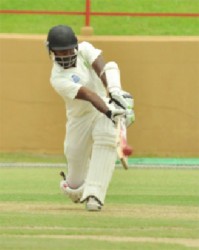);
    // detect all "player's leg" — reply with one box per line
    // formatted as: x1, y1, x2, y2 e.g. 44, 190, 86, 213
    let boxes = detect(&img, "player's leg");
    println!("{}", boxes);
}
81, 113, 117, 210
60, 113, 95, 202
